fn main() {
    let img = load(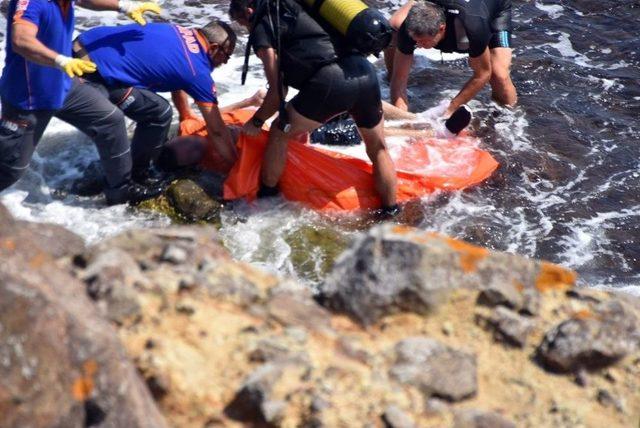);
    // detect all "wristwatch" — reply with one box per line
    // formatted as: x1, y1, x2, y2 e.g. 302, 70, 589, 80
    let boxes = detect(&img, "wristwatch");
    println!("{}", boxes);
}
251, 116, 265, 128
